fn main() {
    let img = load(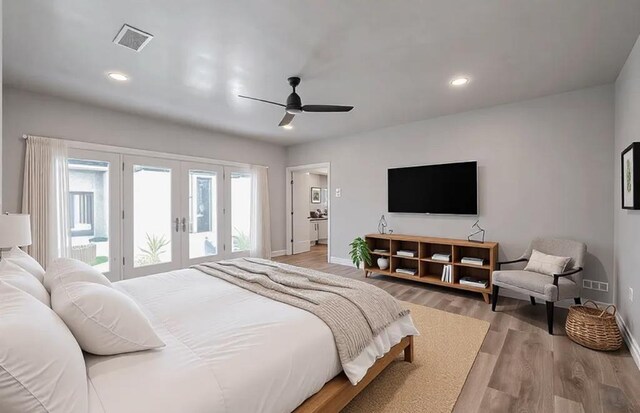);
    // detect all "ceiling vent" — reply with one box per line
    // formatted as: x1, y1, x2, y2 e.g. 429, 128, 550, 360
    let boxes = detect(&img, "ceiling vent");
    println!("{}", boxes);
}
113, 24, 153, 52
